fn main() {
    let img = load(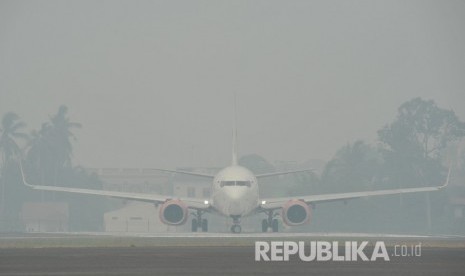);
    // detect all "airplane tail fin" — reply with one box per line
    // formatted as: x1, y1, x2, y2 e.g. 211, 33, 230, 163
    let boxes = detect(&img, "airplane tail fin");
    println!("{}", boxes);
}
232, 93, 238, 166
